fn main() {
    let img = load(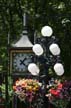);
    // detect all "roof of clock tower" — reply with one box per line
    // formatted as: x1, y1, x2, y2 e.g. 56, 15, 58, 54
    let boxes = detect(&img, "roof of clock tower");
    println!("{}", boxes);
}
12, 30, 33, 47
12, 12, 33, 48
